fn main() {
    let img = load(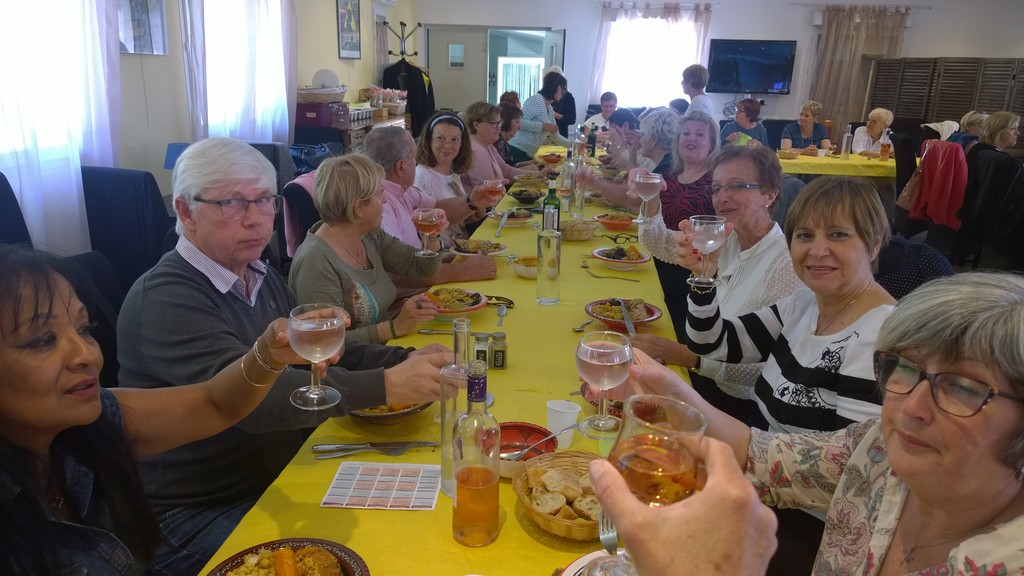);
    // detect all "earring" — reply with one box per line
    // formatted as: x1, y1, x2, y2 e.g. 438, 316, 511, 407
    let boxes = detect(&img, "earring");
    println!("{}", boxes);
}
1017, 464, 1024, 482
